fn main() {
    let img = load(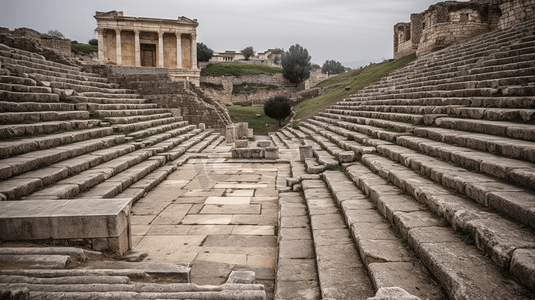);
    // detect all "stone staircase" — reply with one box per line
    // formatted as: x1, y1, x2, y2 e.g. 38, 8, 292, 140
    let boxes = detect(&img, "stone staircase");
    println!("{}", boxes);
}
274, 17, 535, 300
0, 42, 222, 250
0, 247, 266, 299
